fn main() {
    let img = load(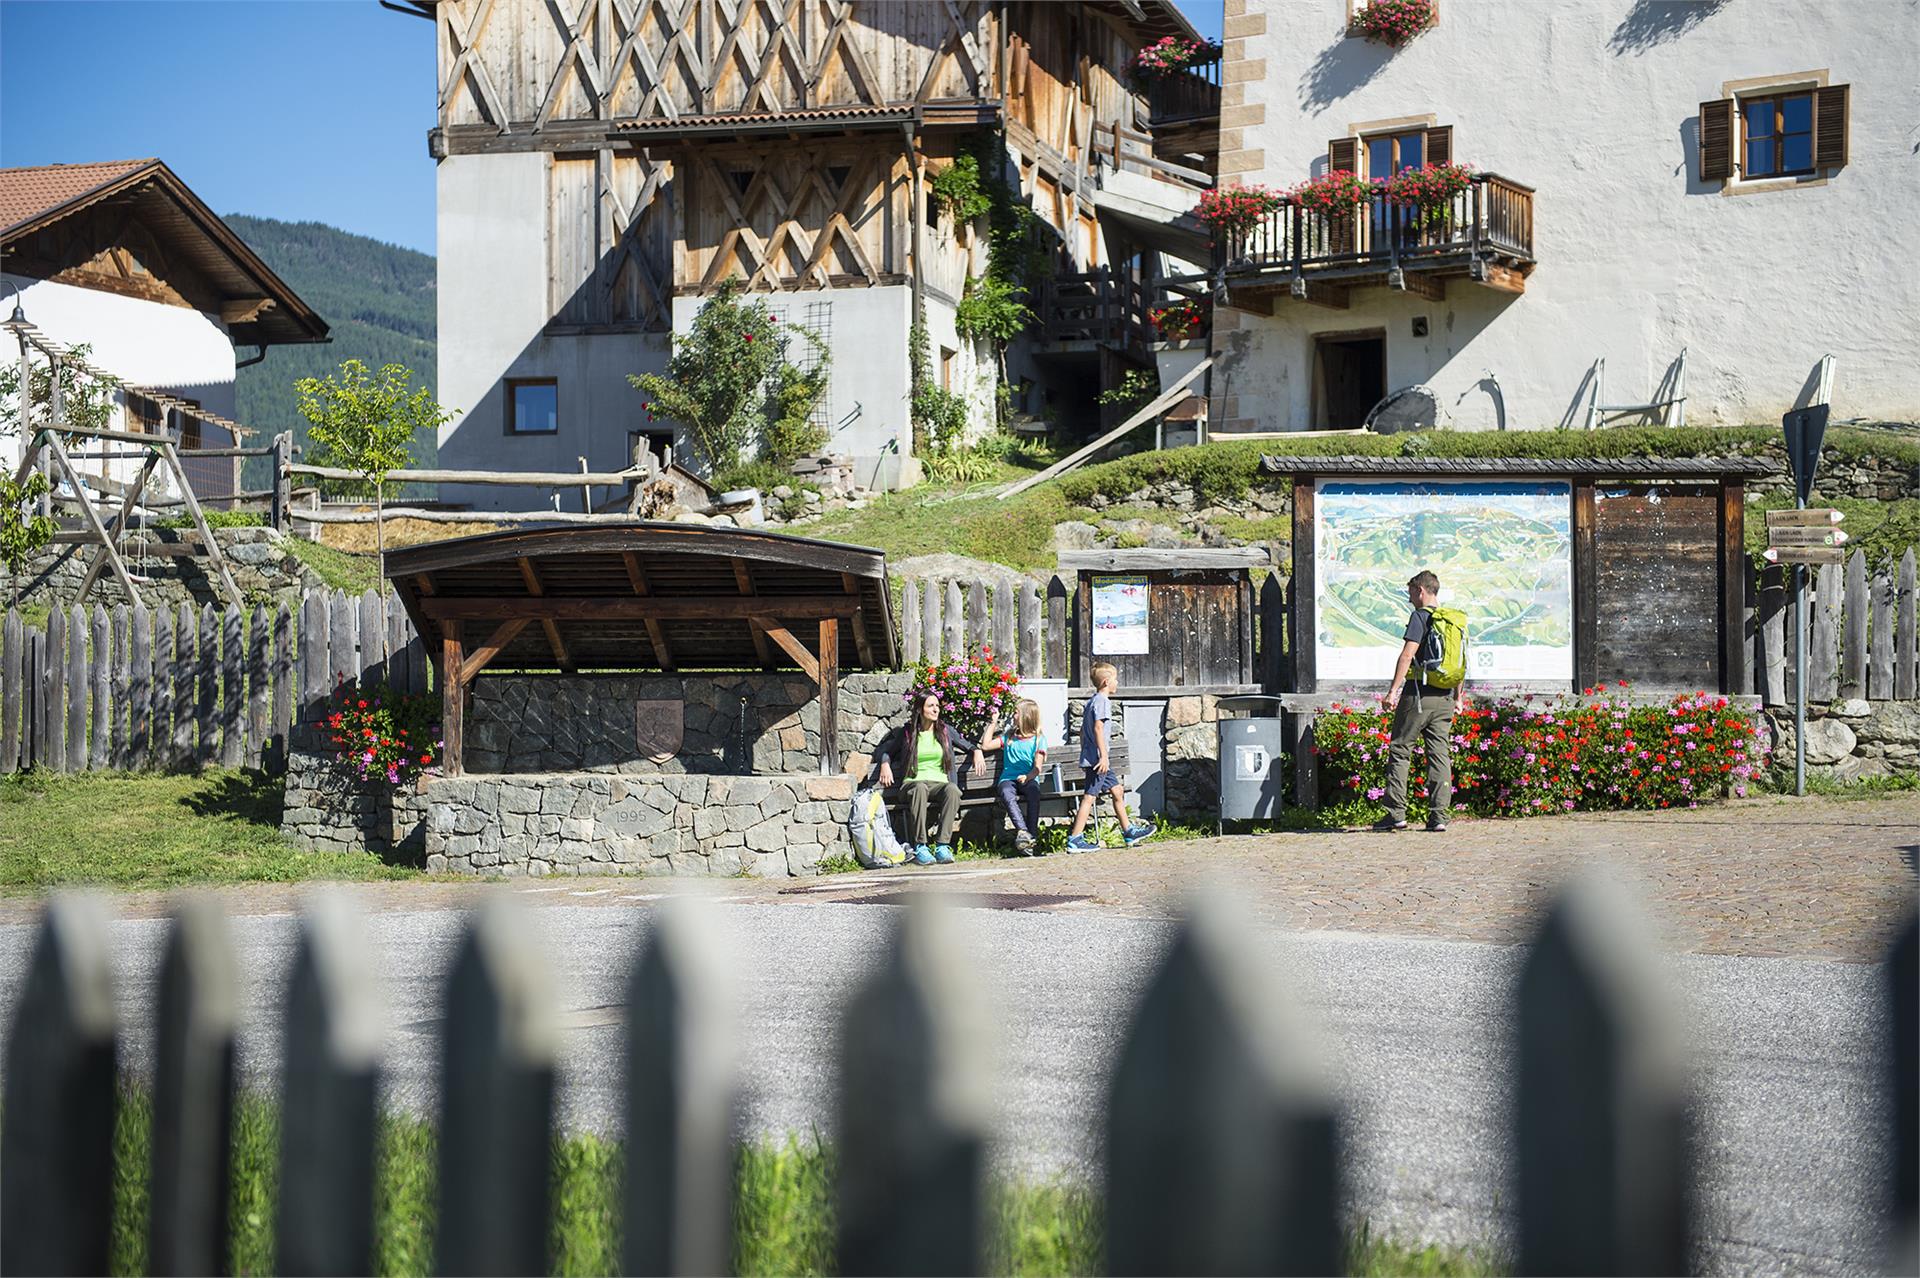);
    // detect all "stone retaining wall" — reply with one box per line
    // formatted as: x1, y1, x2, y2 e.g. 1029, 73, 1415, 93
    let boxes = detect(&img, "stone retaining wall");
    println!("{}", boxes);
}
20, 526, 327, 611
1764, 698, 1920, 783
